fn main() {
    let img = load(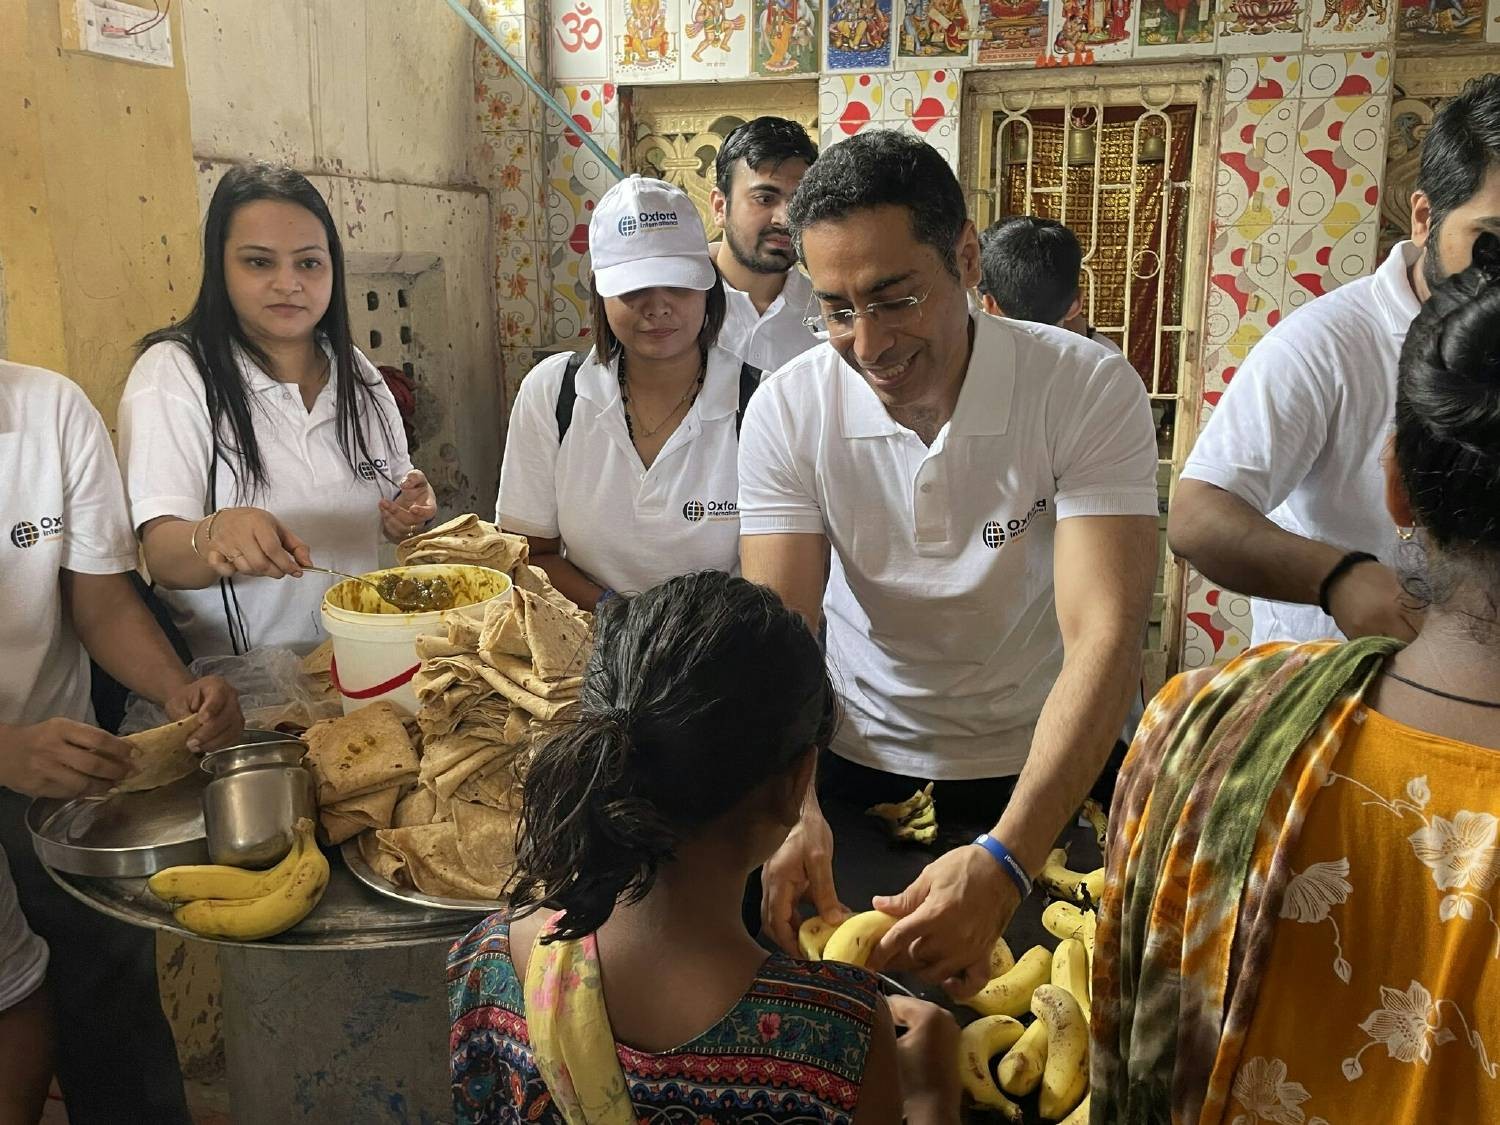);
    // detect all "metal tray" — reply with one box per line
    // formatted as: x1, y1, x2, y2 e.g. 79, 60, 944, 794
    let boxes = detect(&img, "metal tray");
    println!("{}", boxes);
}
28, 771, 211, 877
341, 838, 503, 914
